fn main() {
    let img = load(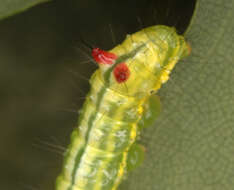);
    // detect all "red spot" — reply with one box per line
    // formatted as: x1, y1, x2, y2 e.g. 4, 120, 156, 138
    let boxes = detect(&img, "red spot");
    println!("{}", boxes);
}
92, 48, 117, 65
113, 63, 130, 83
